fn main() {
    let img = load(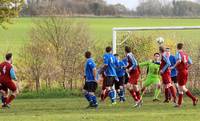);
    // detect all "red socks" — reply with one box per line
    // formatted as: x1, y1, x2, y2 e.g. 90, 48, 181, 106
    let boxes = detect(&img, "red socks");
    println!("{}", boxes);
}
136, 91, 141, 101
178, 94, 183, 105
169, 86, 176, 102
186, 90, 196, 101
129, 90, 138, 101
6, 95, 16, 105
